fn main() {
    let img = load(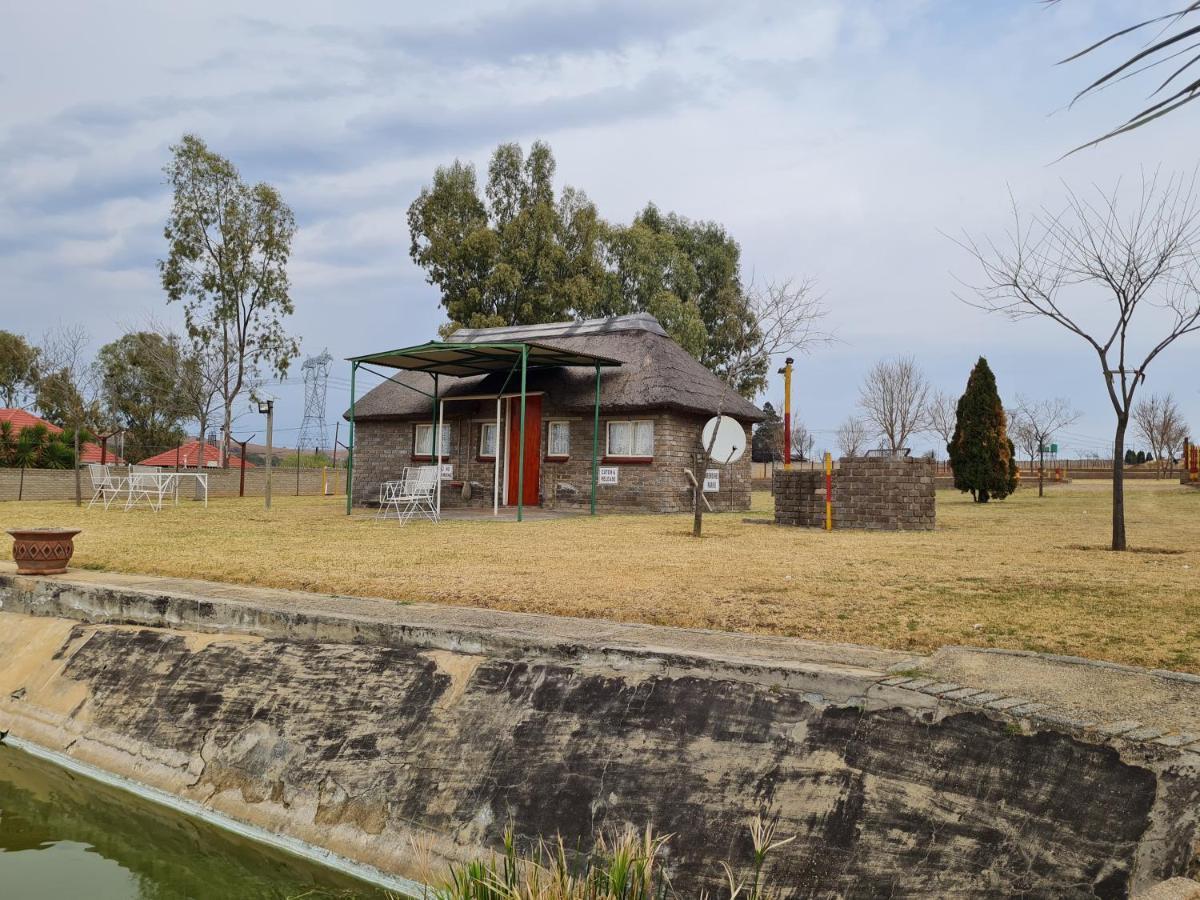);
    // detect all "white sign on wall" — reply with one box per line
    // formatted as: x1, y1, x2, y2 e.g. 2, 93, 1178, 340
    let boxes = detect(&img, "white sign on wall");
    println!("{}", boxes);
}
598, 466, 619, 485
703, 469, 720, 492
440, 463, 453, 480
